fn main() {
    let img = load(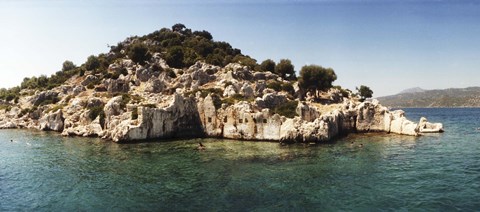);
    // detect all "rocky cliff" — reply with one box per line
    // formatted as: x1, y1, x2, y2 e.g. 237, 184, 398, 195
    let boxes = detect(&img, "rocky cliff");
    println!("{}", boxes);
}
0, 60, 443, 143
0, 25, 443, 143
